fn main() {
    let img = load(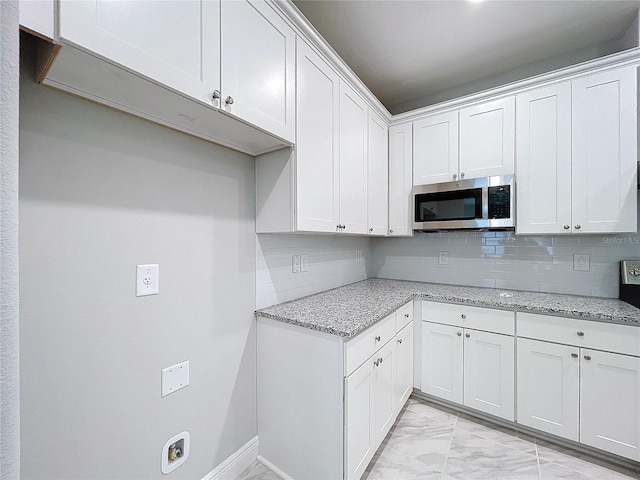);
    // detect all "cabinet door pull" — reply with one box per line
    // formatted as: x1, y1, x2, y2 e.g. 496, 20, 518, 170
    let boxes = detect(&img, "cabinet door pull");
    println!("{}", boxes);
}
452, 174, 457, 180
404, 313, 410, 318
225, 95, 234, 105
389, 229, 394, 234
379, 357, 383, 364
563, 225, 570, 230
574, 224, 581, 230
577, 331, 585, 337
456, 332, 462, 336
398, 338, 403, 344
571, 353, 578, 358
465, 333, 470, 338
461, 314, 466, 319
374, 336, 381, 342
369, 227, 373, 232
584, 355, 592, 361
374, 359, 380, 367
212, 90, 221, 101
460, 172, 465, 178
